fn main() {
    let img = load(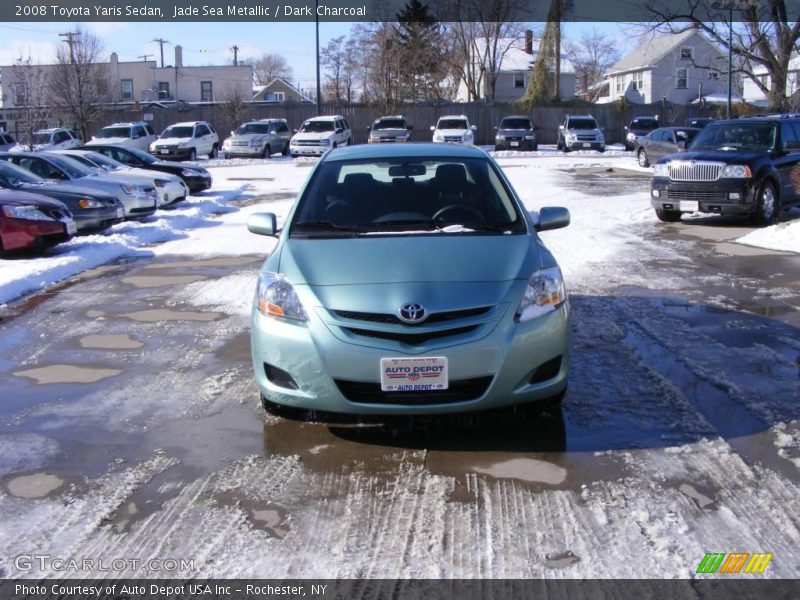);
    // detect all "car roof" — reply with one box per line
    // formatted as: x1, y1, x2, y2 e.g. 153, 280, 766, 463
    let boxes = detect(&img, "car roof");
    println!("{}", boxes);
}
438, 114, 468, 119
661, 126, 700, 131
305, 115, 345, 122
168, 121, 206, 127
566, 115, 595, 119
323, 142, 486, 162
35, 128, 67, 133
